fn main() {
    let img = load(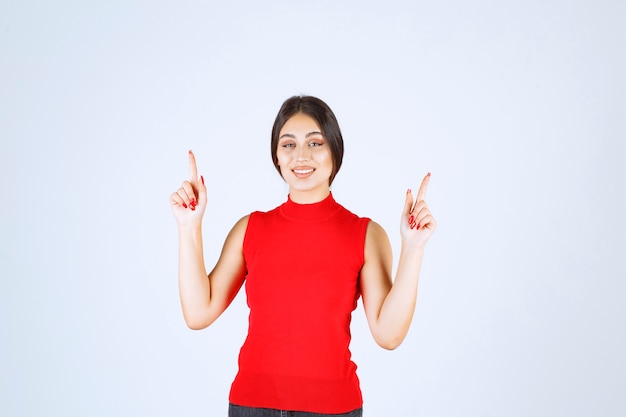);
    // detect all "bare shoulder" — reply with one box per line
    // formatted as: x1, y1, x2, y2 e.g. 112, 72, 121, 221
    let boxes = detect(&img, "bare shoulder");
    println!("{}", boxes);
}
232, 214, 250, 231
364, 220, 392, 263
366, 220, 391, 246
224, 214, 250, 246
